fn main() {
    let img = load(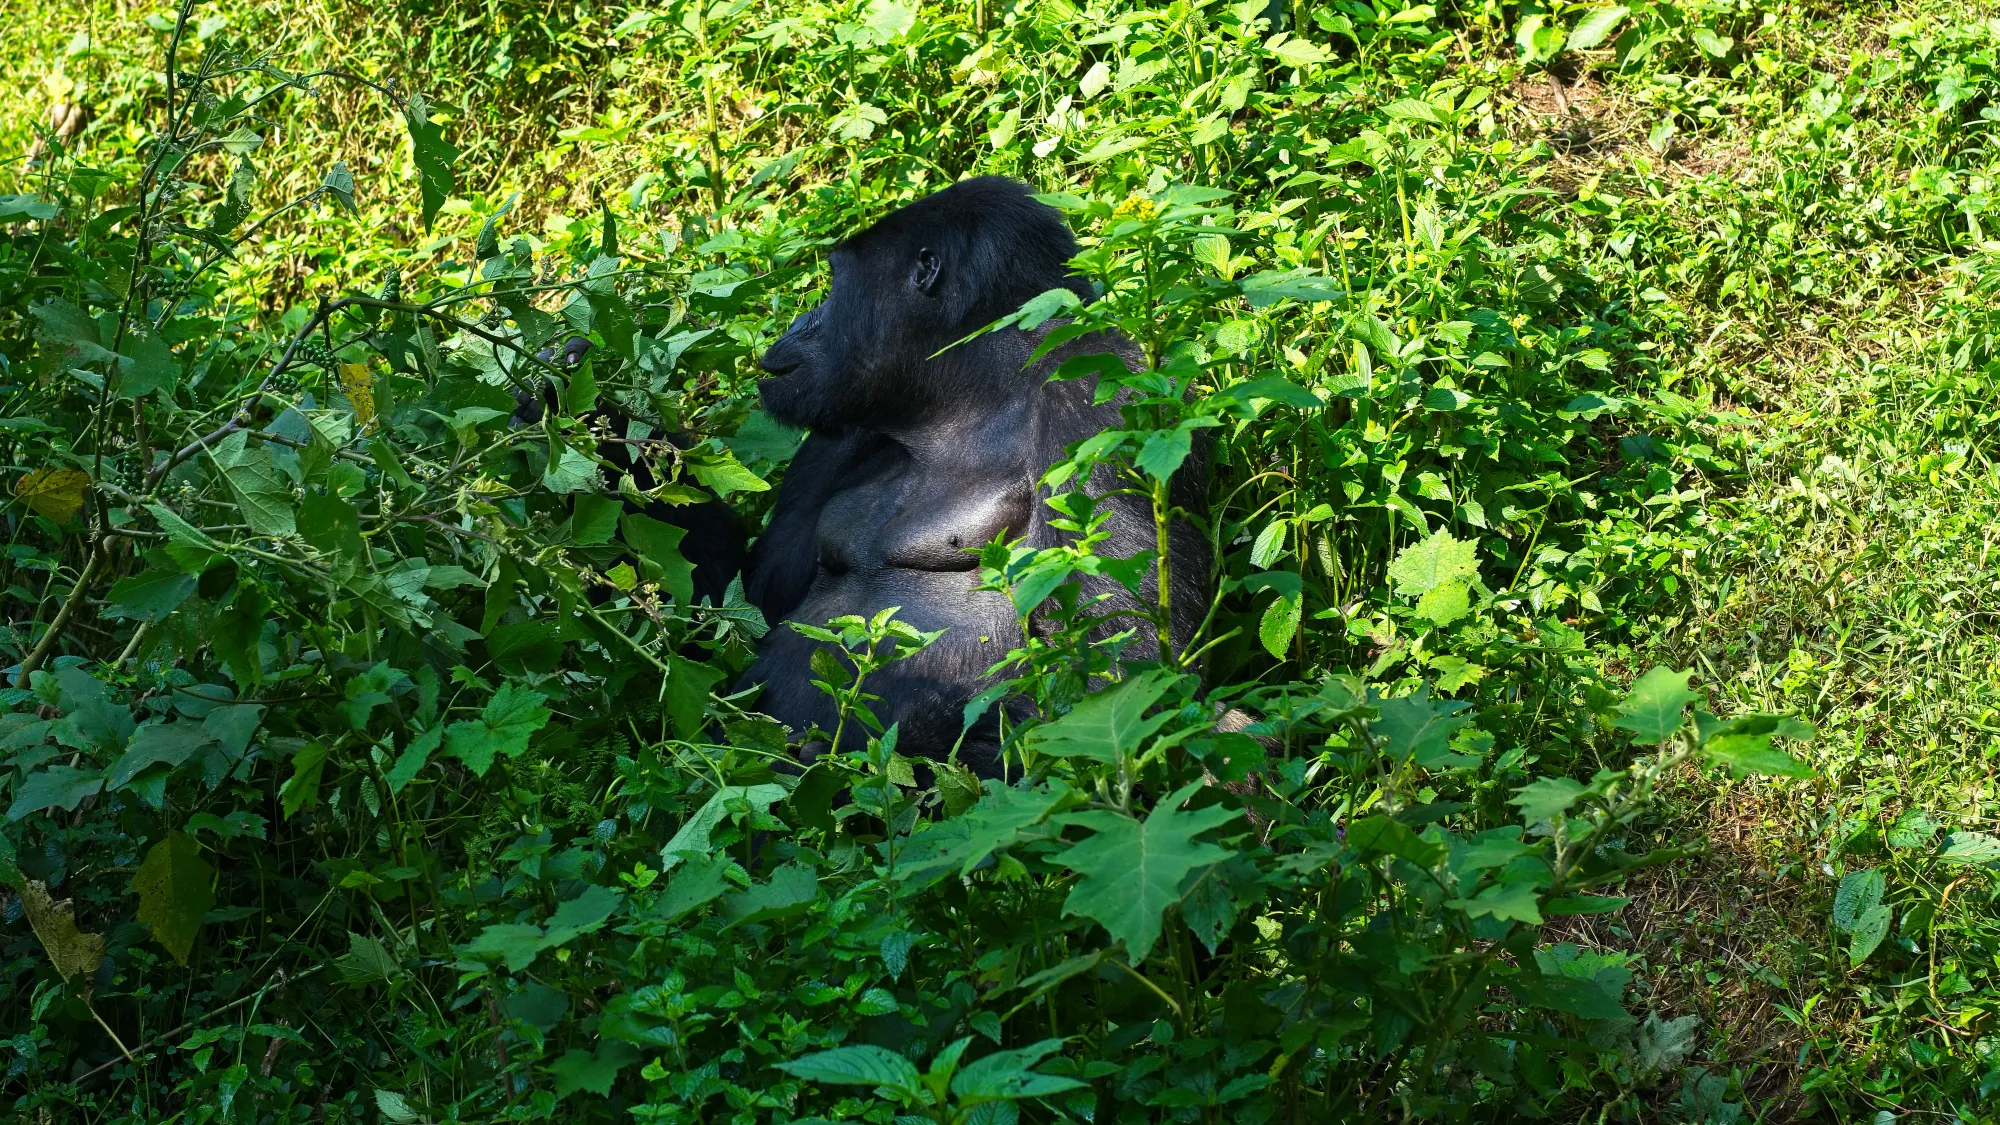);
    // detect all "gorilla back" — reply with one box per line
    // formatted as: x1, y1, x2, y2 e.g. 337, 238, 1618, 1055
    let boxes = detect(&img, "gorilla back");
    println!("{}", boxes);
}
742, 177, 1208, 773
